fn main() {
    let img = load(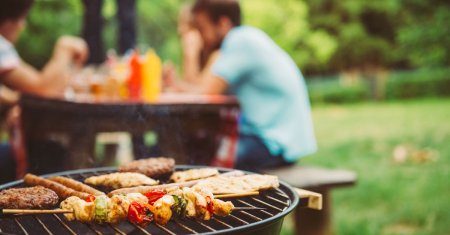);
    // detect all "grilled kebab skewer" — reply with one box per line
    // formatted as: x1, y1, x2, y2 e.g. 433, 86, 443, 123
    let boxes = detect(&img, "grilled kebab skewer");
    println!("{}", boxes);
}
59, 187, 250, 226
